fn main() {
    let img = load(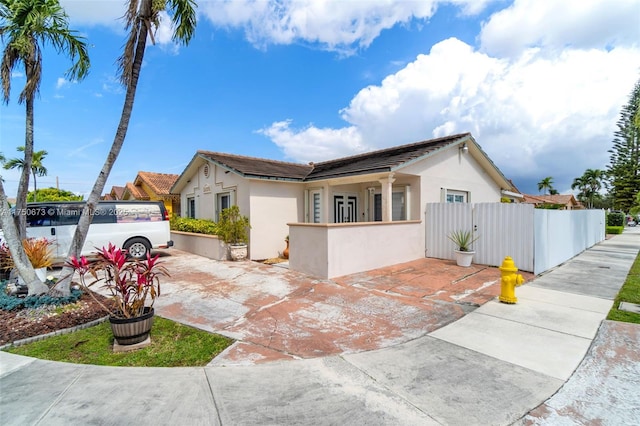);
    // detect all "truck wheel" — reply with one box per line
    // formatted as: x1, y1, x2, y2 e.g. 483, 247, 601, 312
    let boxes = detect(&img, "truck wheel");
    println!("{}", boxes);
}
124, 238, 151, 259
